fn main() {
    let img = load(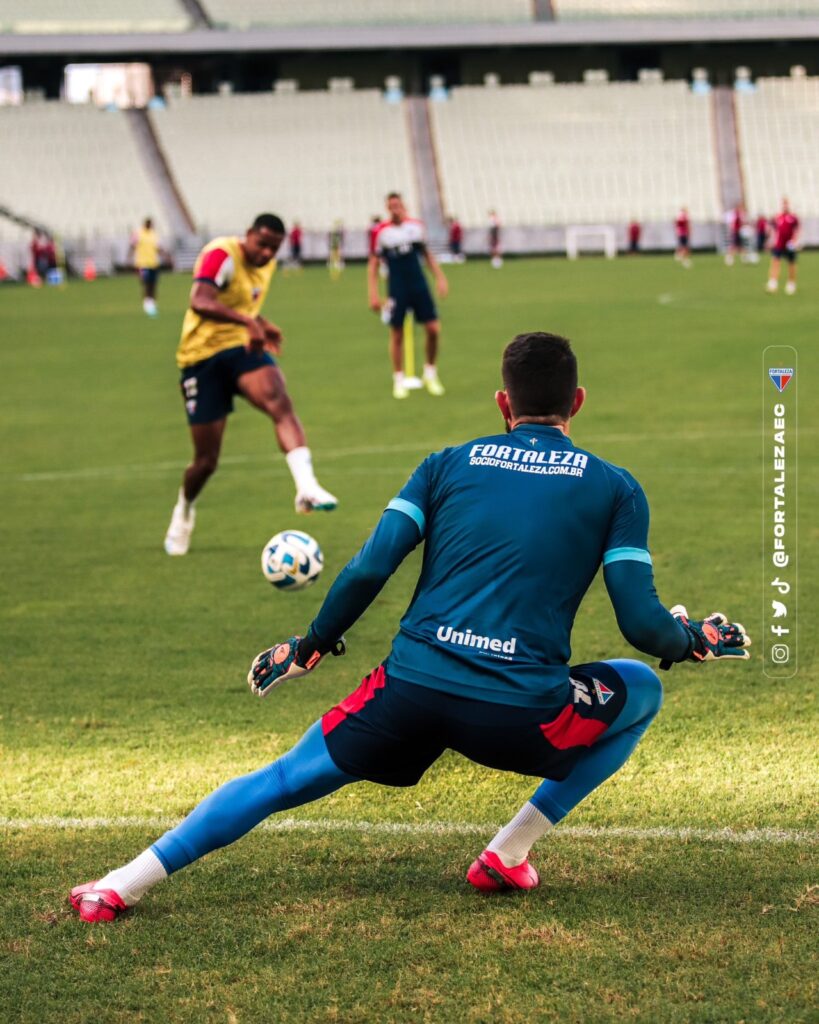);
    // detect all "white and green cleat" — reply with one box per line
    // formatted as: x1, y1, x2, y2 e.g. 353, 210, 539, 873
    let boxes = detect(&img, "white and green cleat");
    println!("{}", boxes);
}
423, 371, 446, 397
